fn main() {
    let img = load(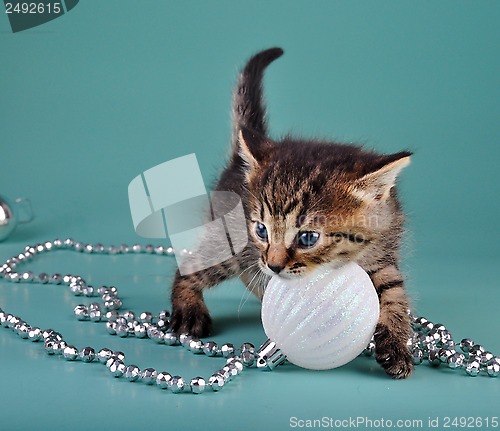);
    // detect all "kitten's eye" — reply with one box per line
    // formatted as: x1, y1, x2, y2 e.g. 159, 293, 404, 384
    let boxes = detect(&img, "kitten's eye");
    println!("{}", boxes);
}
297, 231, 320, 248
255, 222, 268, 241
